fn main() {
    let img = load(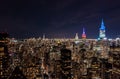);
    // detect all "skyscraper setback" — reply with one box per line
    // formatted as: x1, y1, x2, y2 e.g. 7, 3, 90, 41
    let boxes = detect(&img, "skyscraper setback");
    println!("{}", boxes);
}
99, 19, 106, 39
82, 28, 86, 39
